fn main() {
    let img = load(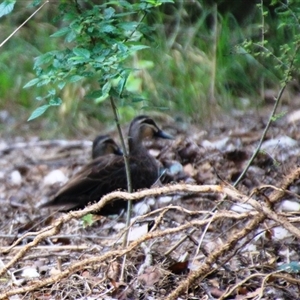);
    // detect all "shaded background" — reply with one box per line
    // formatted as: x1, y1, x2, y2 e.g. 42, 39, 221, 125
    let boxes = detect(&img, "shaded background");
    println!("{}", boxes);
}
0, 0, 298, 139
